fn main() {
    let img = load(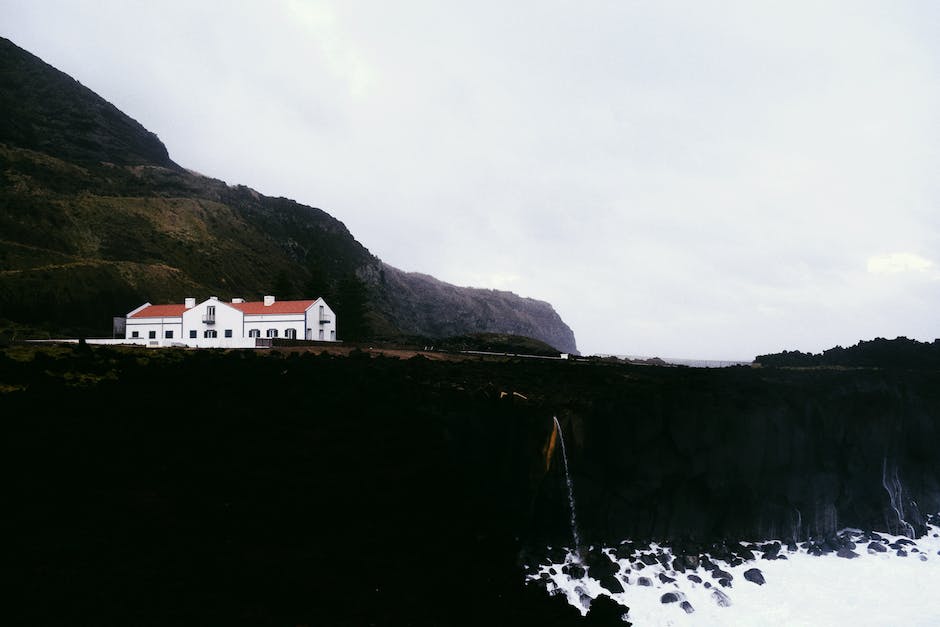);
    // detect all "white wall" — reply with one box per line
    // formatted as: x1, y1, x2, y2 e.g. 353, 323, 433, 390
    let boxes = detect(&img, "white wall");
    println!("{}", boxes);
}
181, 297, 245, 348
306, 298, 338, 341
244, 313, 306, 341
125, 318, 184, 346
